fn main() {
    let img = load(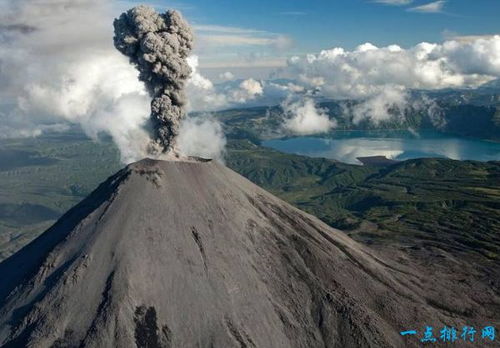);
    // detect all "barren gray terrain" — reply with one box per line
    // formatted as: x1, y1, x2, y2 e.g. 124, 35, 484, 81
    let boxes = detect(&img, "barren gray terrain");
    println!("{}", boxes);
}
0, 159, 497, 347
